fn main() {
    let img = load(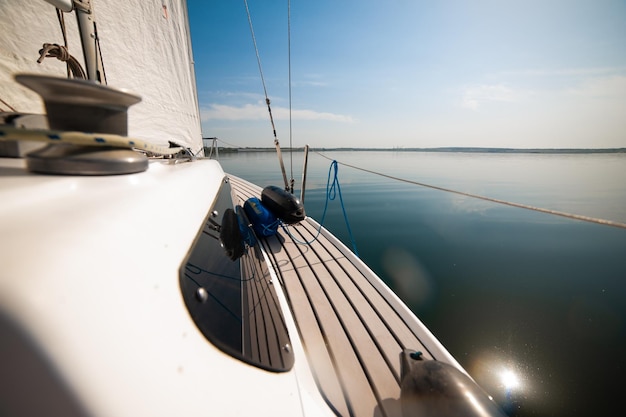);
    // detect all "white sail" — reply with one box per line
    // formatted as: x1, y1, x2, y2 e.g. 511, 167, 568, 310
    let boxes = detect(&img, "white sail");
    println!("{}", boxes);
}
0, 0, 202, 152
